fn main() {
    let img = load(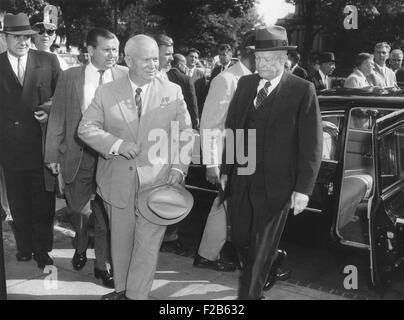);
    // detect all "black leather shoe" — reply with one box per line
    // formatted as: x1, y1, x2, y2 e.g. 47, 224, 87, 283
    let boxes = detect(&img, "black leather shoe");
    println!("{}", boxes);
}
193, 254, 237, 272
33, 253, 53, 269
94, 268, 114, 288
263, 250, 290, 291
16, 252, 32, 262
72, 251, 87, 270
160, 240, 189, 256
101, 291, 127, 300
